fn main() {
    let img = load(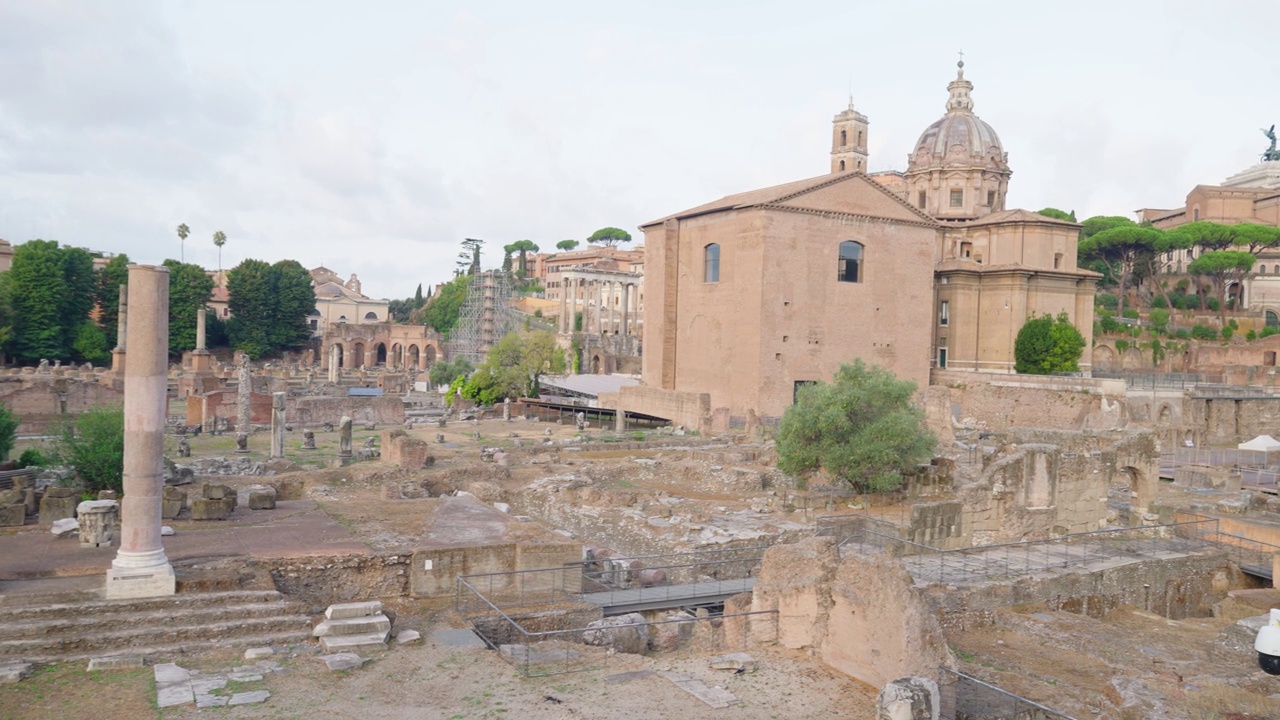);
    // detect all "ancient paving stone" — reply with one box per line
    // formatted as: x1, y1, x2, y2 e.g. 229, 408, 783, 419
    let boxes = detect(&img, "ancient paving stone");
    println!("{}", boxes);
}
86, 655, 144, 671
189, 676, 227, 695
657, 671, 739, 708
0, 662, 33, 684
244, 647, 274, 660
709, 652, 757, 672
430, 628, 486, 649
154, 663, 194, 708
196, 694, 229, 708
229, 690, 271, 705
320, 653, 368, 671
